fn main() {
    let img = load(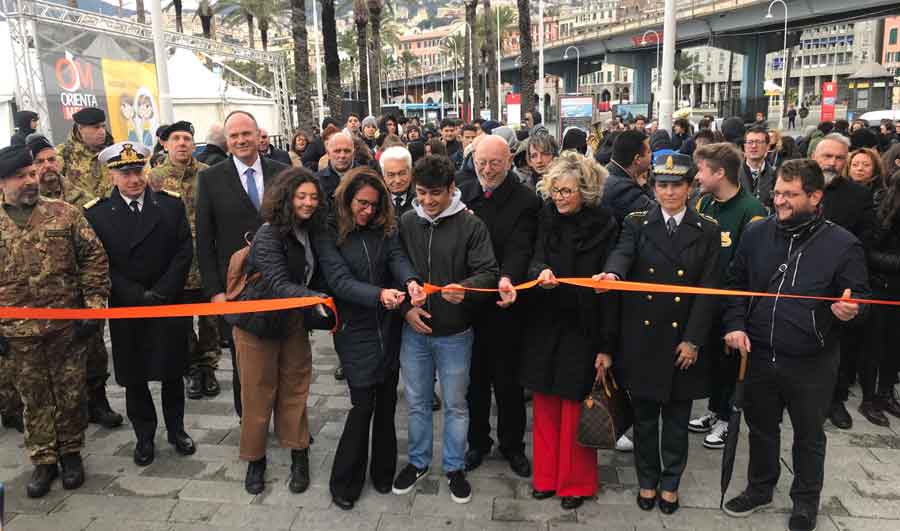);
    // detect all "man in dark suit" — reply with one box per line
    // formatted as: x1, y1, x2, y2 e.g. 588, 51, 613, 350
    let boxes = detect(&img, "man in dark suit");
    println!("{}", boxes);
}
258, 128, 292, 166
84, 142, 195, 466
195, 110, 289, 417
456, 135, 540, 478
